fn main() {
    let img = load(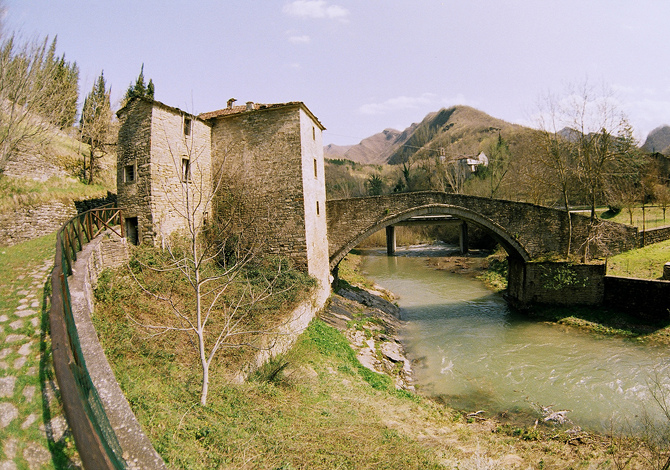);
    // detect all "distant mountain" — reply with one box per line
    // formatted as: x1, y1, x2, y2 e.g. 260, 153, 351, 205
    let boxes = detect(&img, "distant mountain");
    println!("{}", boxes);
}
323, 143, 352, 158
386, 106, 521, 165
324, 127, 415, 164
642, 125, 670, 154
325, 105, 524, 166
